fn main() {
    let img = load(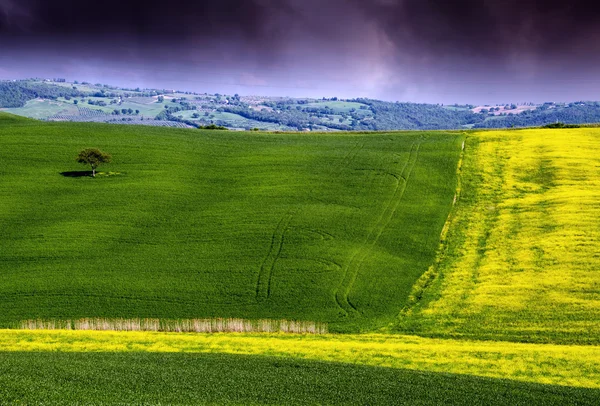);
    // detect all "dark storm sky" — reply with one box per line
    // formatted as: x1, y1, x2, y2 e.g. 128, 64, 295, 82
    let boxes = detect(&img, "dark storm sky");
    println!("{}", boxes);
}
1, 0, 600, 104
